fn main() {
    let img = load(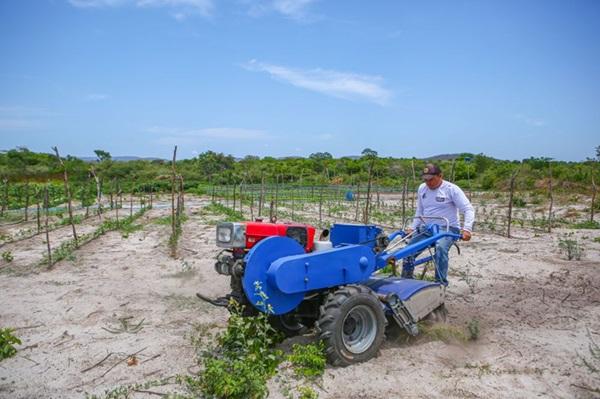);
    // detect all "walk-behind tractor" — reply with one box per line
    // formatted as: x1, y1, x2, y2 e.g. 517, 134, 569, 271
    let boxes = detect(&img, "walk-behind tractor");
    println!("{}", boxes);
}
198, 218, 461, 366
